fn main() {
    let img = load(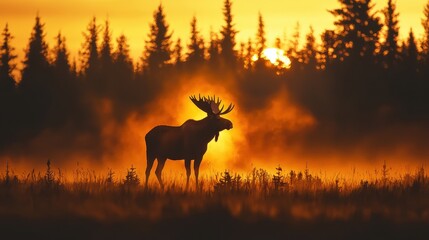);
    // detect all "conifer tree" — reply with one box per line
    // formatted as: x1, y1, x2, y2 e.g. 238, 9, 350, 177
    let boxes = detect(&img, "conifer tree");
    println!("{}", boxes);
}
187, 16, 205, 65
80, 17, 100, 81
0, 24, 17, 93
220, 0, 238, 65
255, 12, 266, 58
20, 15, 51, 92
329, 0, 382, 62
143, 4, 172, 71
382, 0, 400, 68
421, 1, 429, 68
52, 32, 71, 79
